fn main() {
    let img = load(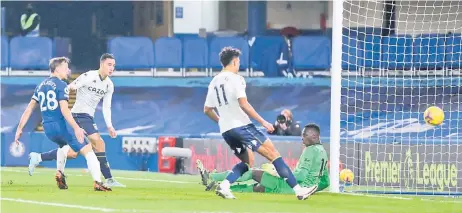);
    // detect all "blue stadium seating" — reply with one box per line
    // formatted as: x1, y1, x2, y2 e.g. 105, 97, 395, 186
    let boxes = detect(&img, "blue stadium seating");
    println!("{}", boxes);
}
208, 37, 249, 69
413, 34, 446, 70
381, 35, 413, 70
250, 36, 285, 70
445, 33, 462, 69
292, 36, 331, 70
154, 37, 182, 69
342, 36, 364, 71
1, 36, 8, 69
9, 37, 52, 70
108, 37, 154, 69
363, 34, 382, 69
183, 38, 208, 69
